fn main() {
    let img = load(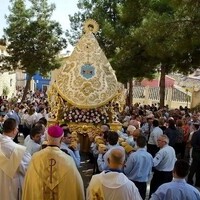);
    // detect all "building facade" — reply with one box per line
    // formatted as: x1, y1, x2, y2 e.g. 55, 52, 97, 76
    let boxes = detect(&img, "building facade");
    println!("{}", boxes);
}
32, 73, 51, 92
0, 45, 17, 98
